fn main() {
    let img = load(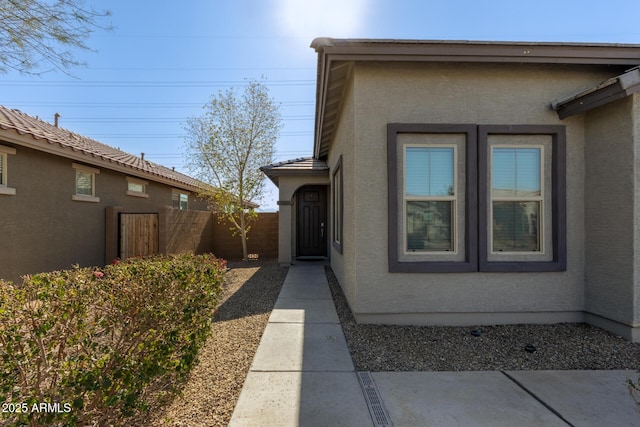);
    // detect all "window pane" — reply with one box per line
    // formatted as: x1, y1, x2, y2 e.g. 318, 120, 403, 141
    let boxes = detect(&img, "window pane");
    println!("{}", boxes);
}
128, 182, 144, 193
76, 171, 93, 195
406, 201, 453, 251
406, 147, 454, 196
493, 201, 540, 251
492, 148, 540, 197
180, 193, 188, 210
